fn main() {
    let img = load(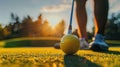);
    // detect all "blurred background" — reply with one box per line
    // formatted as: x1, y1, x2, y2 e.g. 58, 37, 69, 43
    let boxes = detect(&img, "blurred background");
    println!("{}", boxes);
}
0, 0, 120, 47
